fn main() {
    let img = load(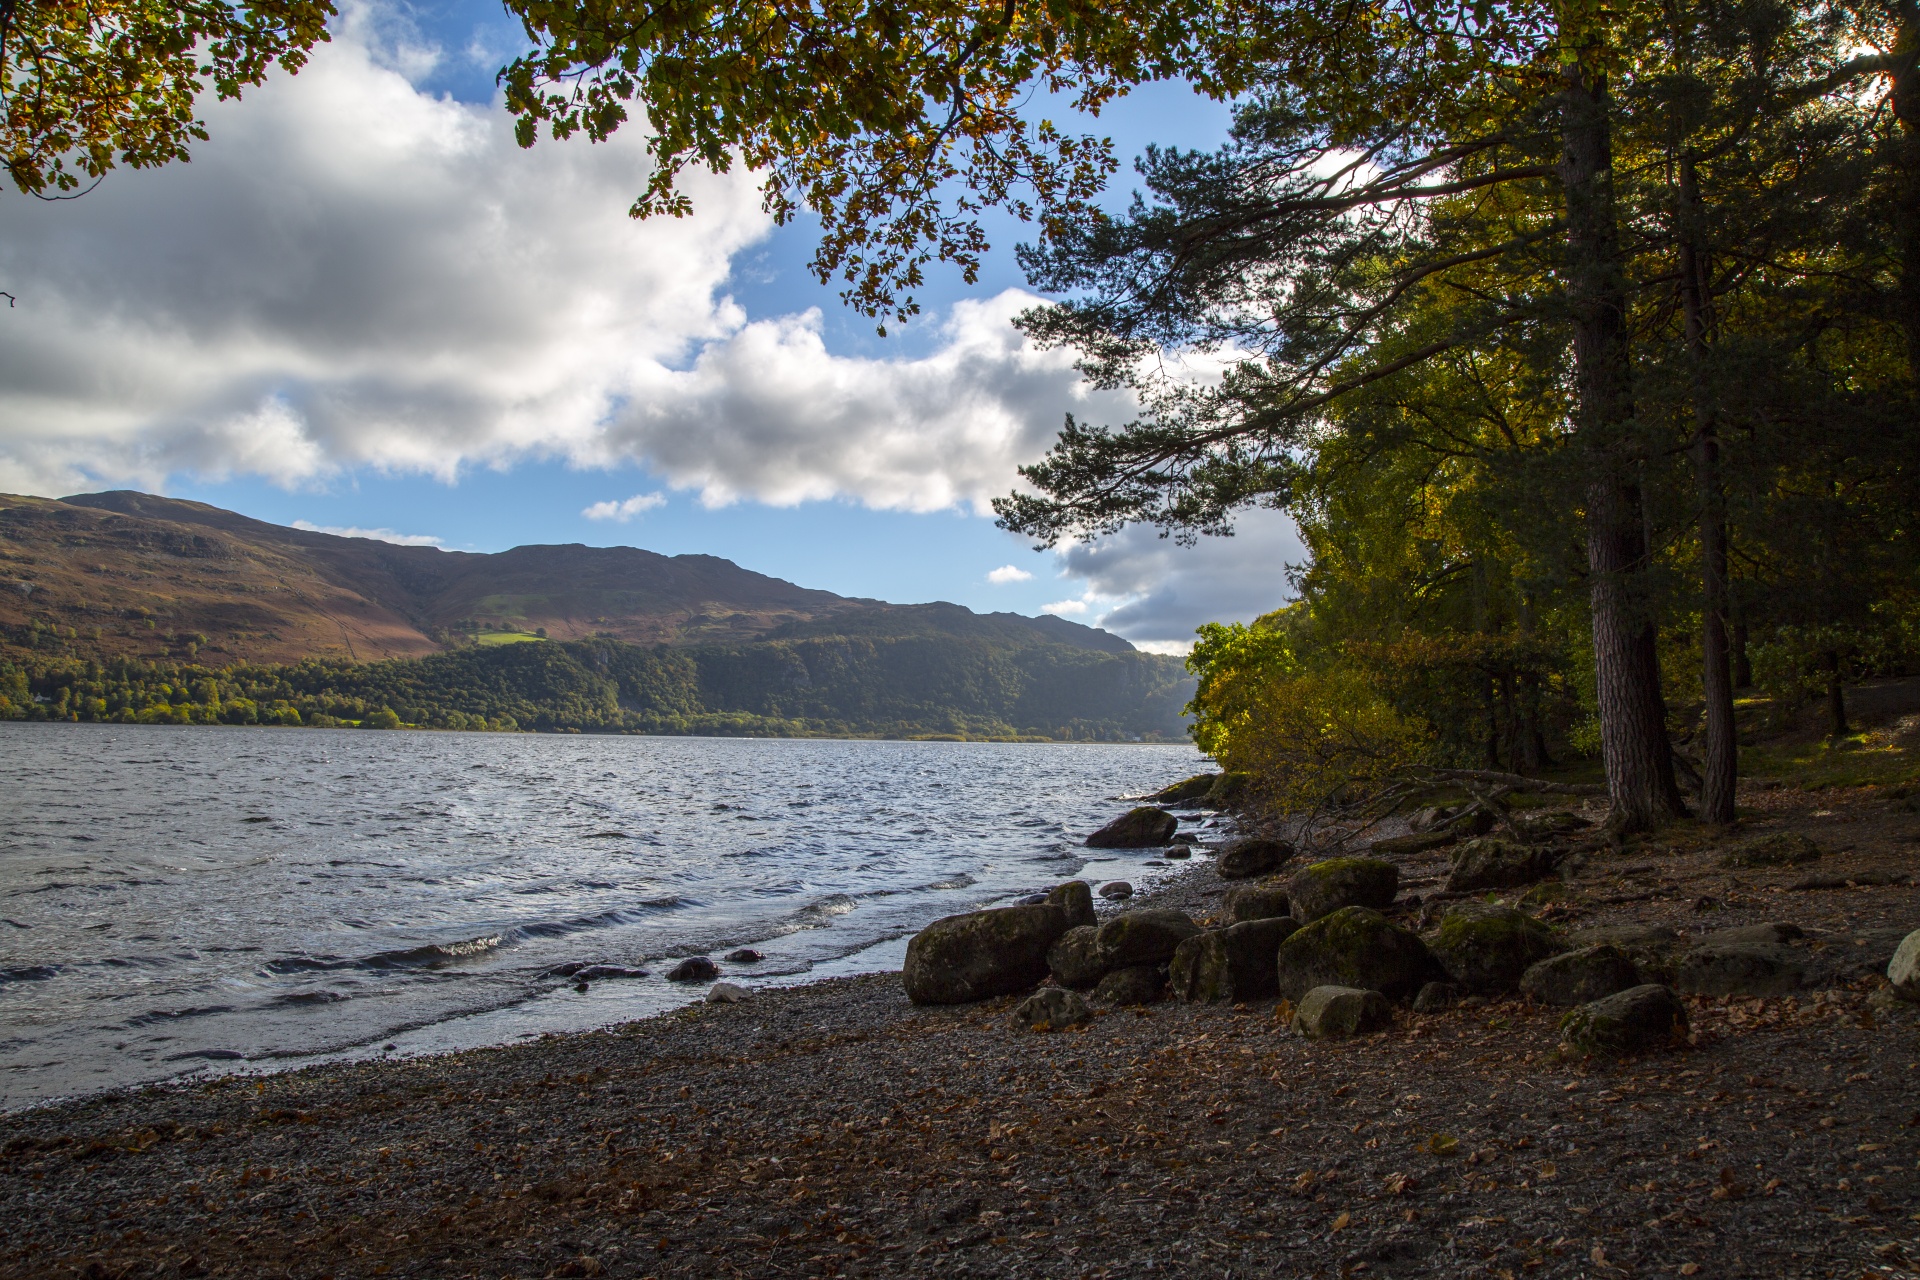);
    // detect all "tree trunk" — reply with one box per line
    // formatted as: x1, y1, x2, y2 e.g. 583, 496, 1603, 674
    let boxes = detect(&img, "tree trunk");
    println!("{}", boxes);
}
1559, 62, 1687, 830
1893, 0, 1920, 381
1825, 650, 1850, 738
1678, 152, 1738, 825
